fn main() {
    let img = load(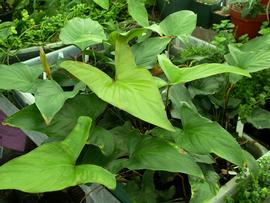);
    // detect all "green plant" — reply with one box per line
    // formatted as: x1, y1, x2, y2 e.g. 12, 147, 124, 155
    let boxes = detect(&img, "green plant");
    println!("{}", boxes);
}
212, 20, 237, 53
175, 44, 224, 66
232, 69, 270, 128
226, 155, 270, 203
185, 33, 270, 131
259, 21, 270, 35
228, 0, 267, 18
0, 8, 259, 203
0, 1, 130, 63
